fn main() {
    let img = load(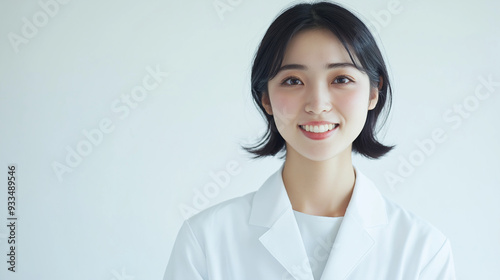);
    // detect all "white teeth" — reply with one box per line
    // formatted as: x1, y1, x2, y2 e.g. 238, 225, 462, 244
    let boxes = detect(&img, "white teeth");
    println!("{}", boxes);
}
300, 124, 337, 133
